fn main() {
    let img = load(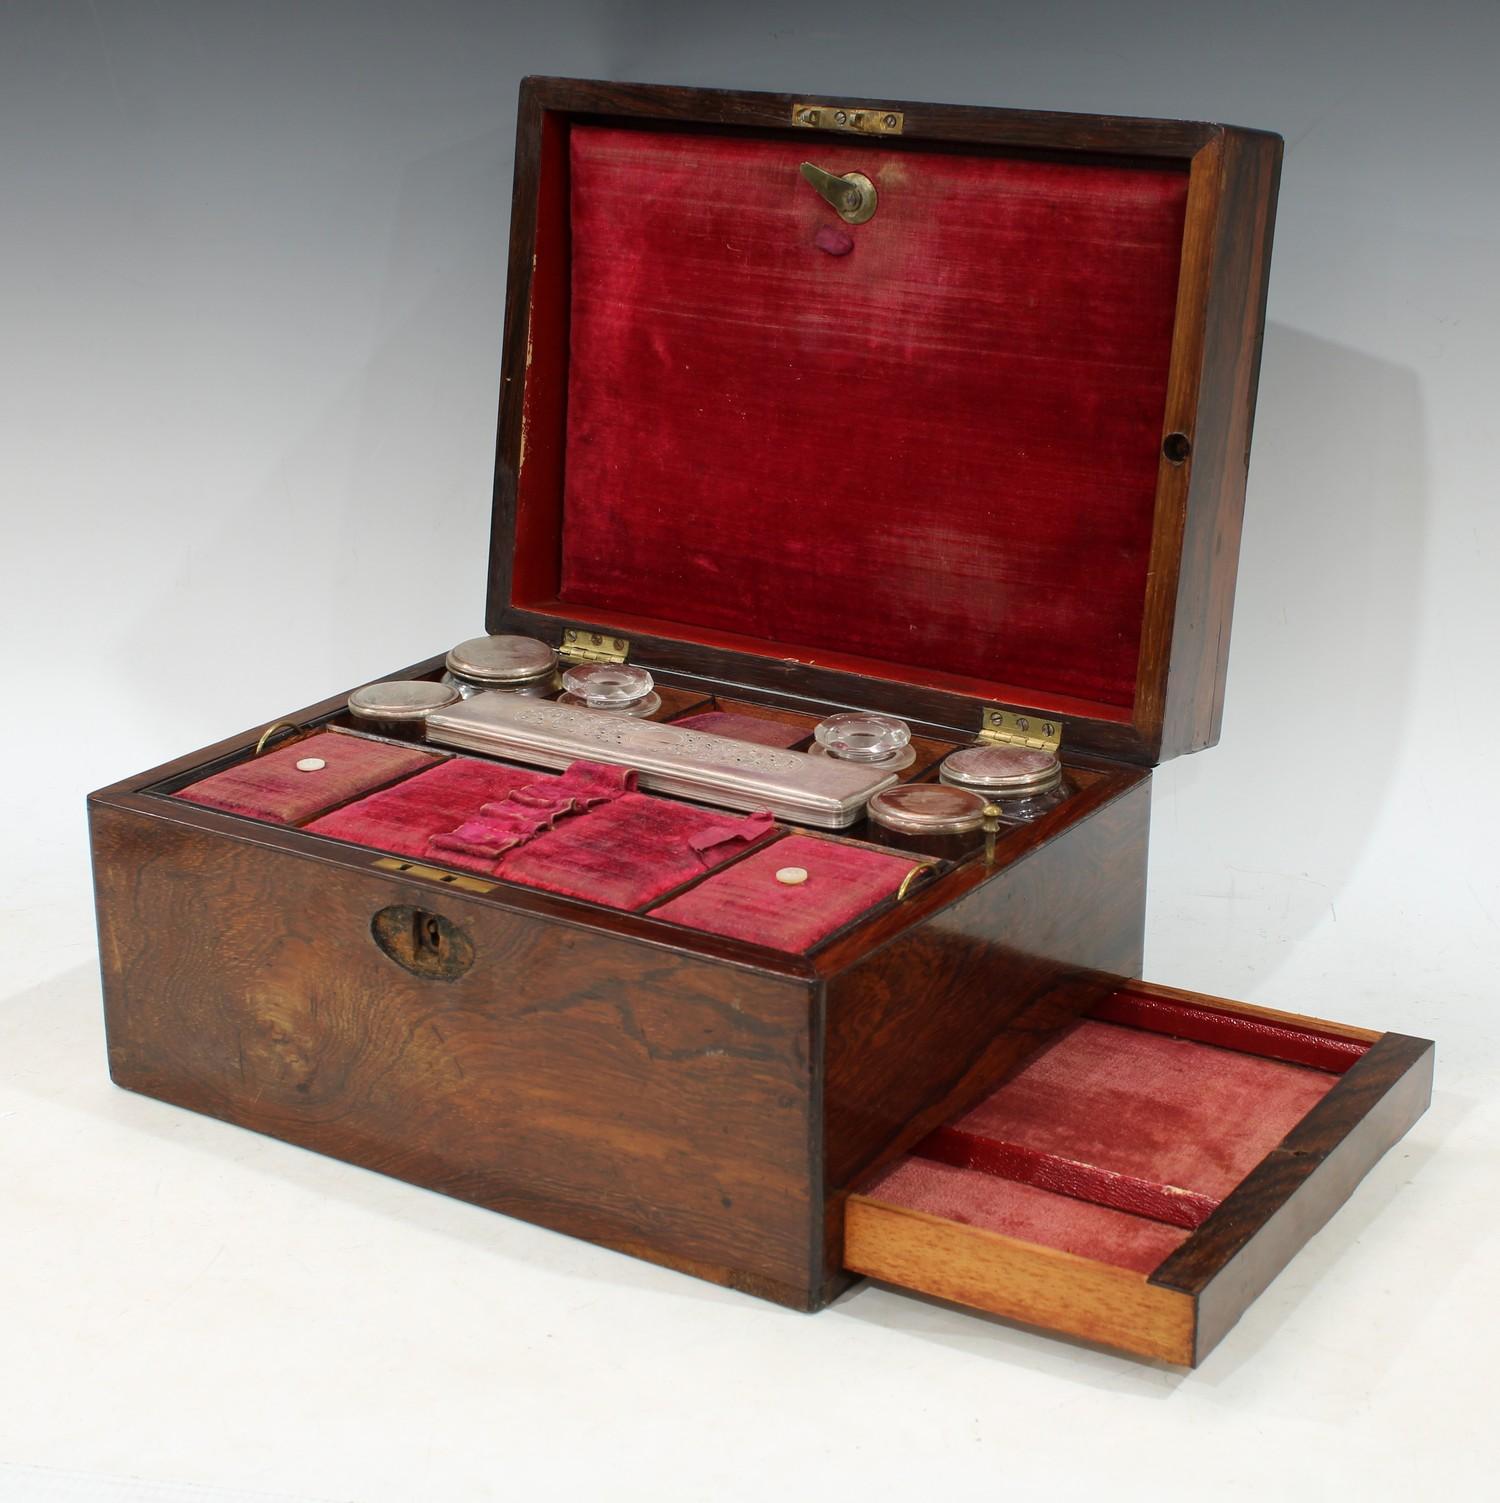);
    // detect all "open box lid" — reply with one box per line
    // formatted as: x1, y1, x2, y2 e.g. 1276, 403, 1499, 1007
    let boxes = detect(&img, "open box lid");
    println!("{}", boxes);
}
486, 78, 1282, 765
